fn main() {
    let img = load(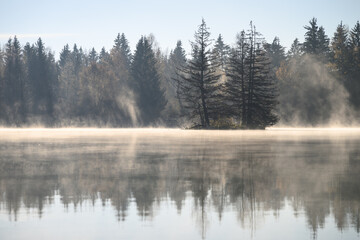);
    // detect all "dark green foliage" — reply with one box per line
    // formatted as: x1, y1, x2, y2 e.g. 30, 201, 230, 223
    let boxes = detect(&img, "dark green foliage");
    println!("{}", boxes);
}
317, 26, 330, 60
131, 36, 167, 125
225, 25, 278, 129
59, 44, 70, 68
304, 18, 319, 55
169, 40, 187, 114
114, 33, 132, 67
304, 18, 330, 60
264, 37, 286, 68
225, 31, 248, 124
287, 38, 303, 58
176, 19, 220, 127
347, 22, 360, 109
211, 34, 230, 71
89, 48, 98, 63
2, 37, 26, 125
